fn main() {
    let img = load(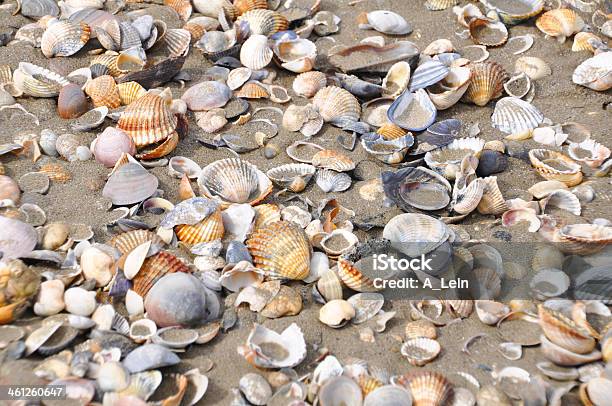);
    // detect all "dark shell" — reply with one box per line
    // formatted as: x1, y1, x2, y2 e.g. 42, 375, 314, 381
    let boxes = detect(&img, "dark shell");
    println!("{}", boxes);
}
117, 56, 186, 89
476, 150, 508, 177
334, 73, 384, 99
58, 84, 89, 119
37, 326, 80, 356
